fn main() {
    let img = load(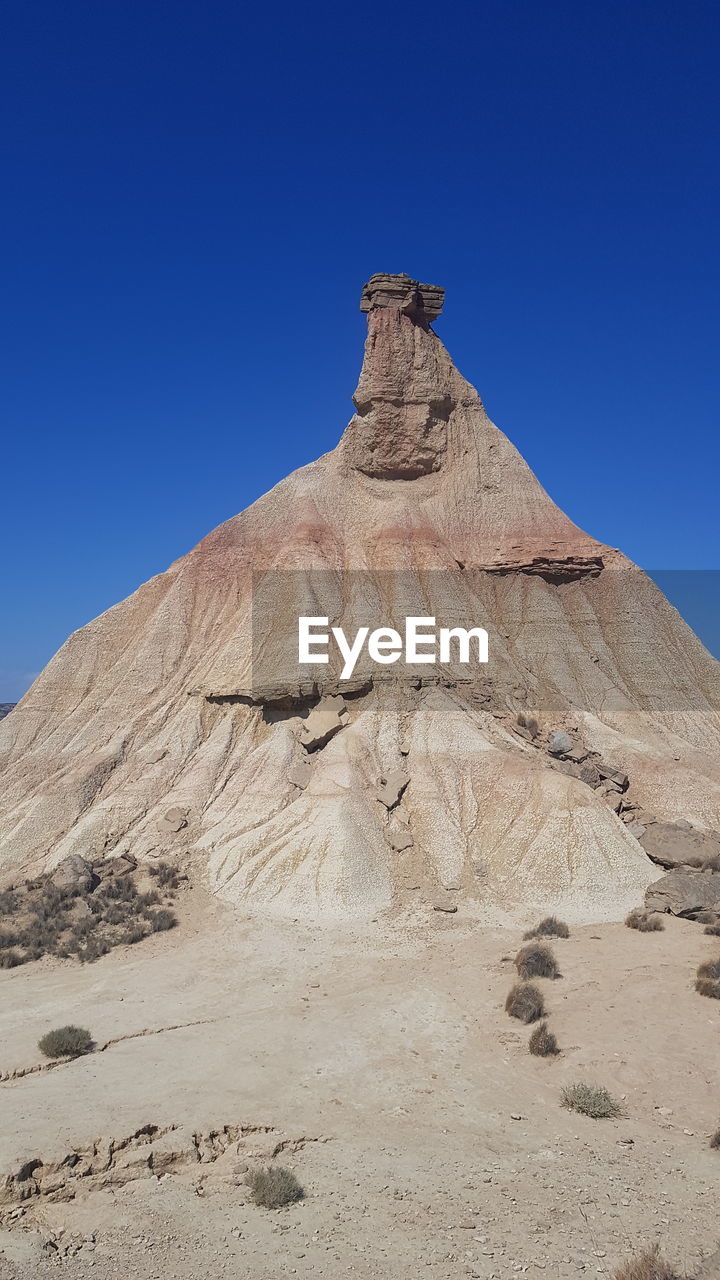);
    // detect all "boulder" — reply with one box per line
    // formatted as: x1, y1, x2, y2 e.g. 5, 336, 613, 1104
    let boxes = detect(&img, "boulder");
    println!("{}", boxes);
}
645, 869, 720, 917
639, 821, 720, 870
158, 807, 188, 833
299, 696, 347, 752
376, 771, 408, 810
51, 856, 95, 892
548, 730, 572, 756
387, 823, 413, 852
288, 759, 312, 790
